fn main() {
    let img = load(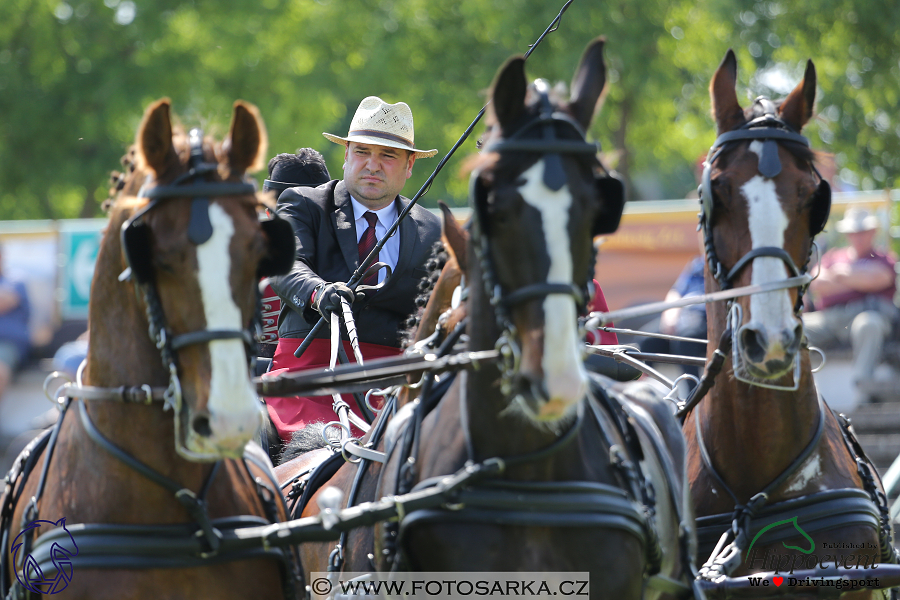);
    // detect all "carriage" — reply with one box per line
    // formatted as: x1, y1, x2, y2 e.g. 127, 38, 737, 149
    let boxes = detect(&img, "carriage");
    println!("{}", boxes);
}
2, 7, 899, 600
